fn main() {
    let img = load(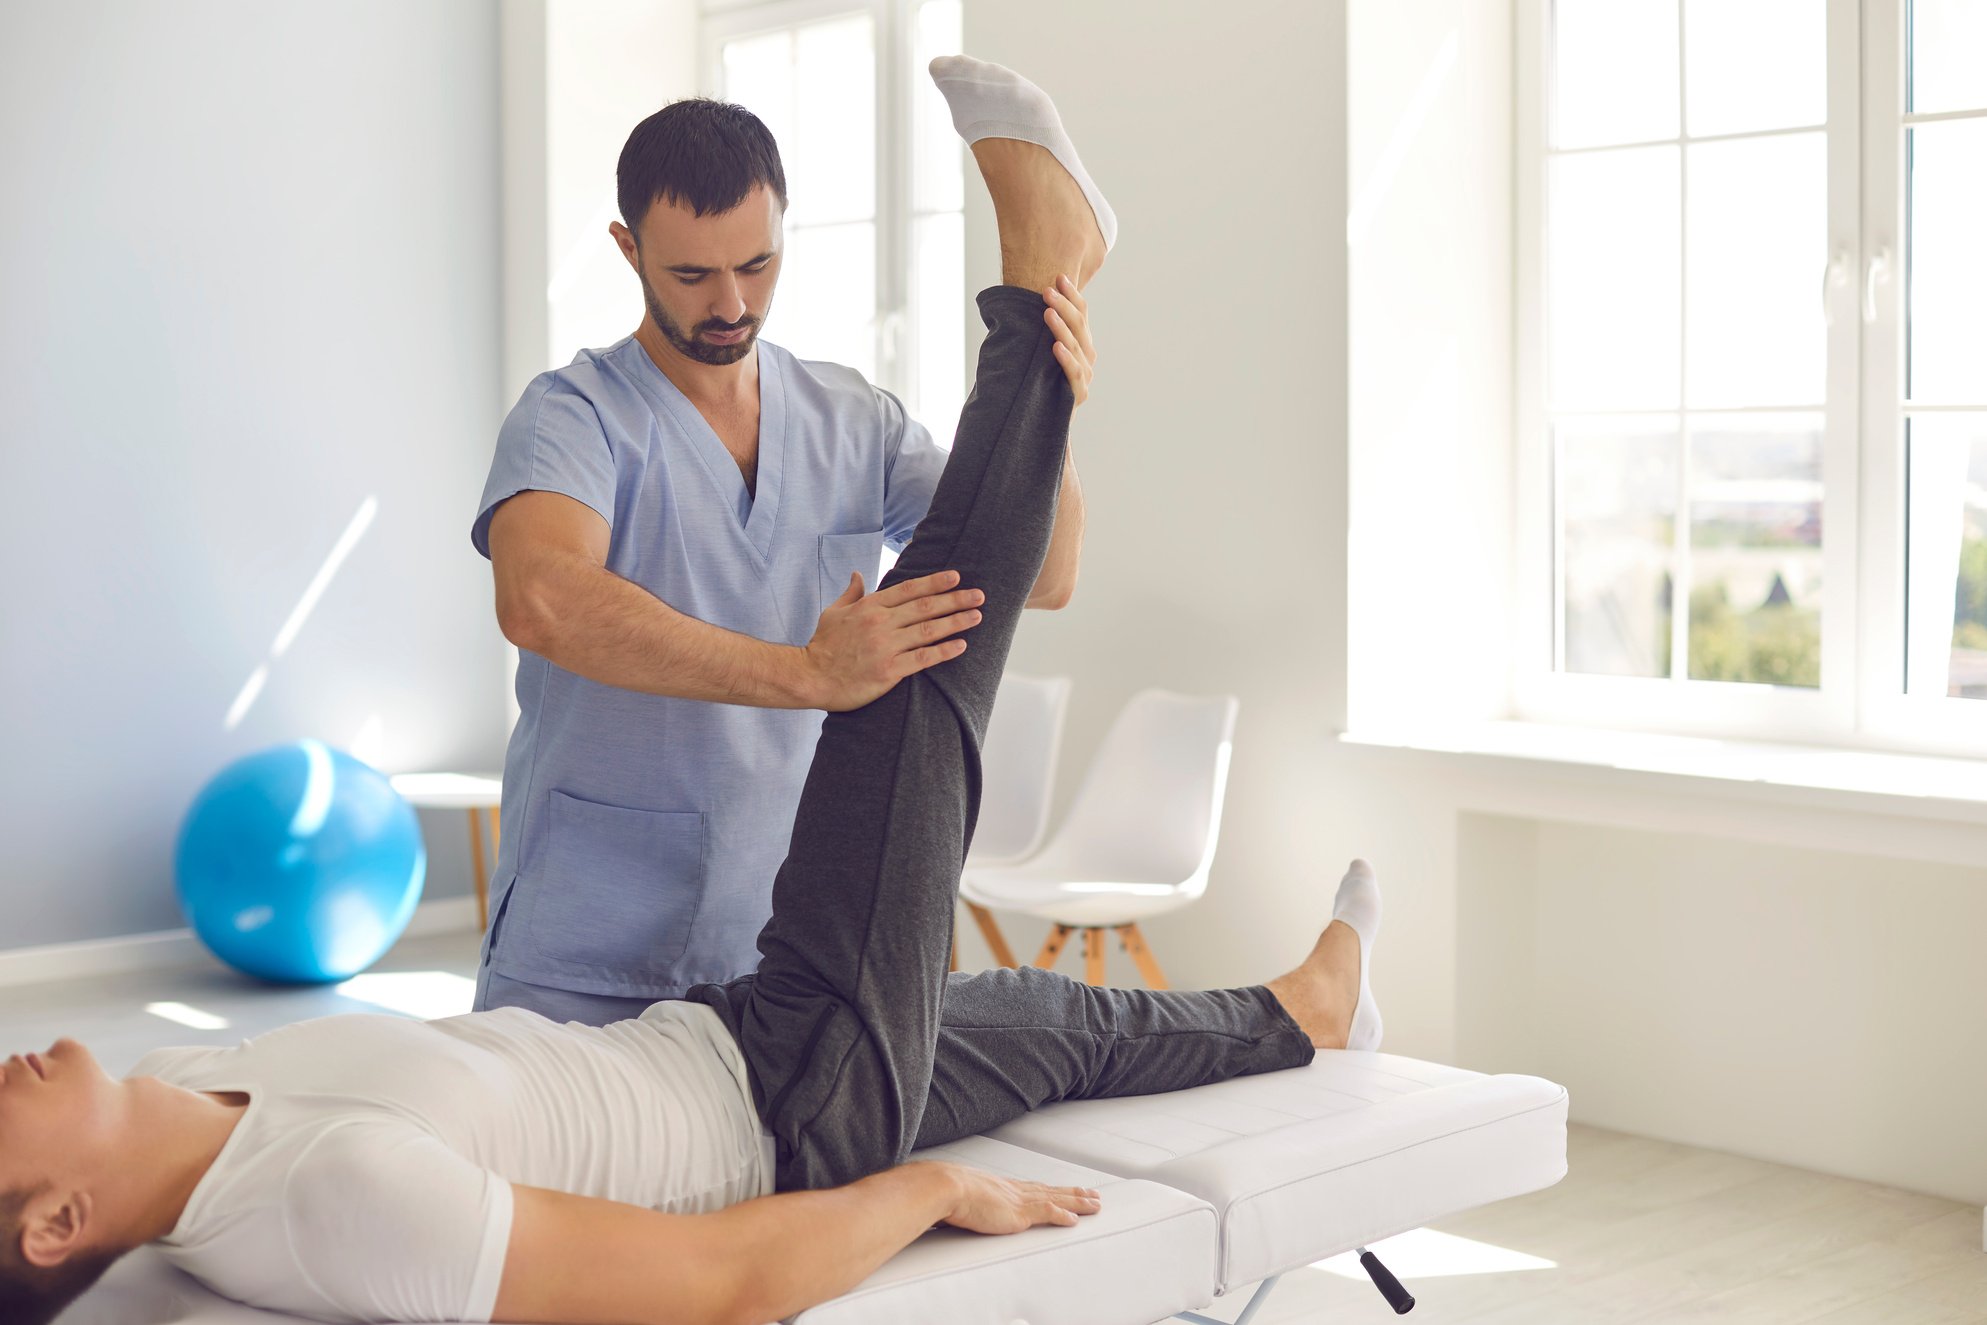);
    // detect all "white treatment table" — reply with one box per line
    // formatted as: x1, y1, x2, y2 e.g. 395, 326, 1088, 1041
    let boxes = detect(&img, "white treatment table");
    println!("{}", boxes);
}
60, 1052, 1568, 1325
